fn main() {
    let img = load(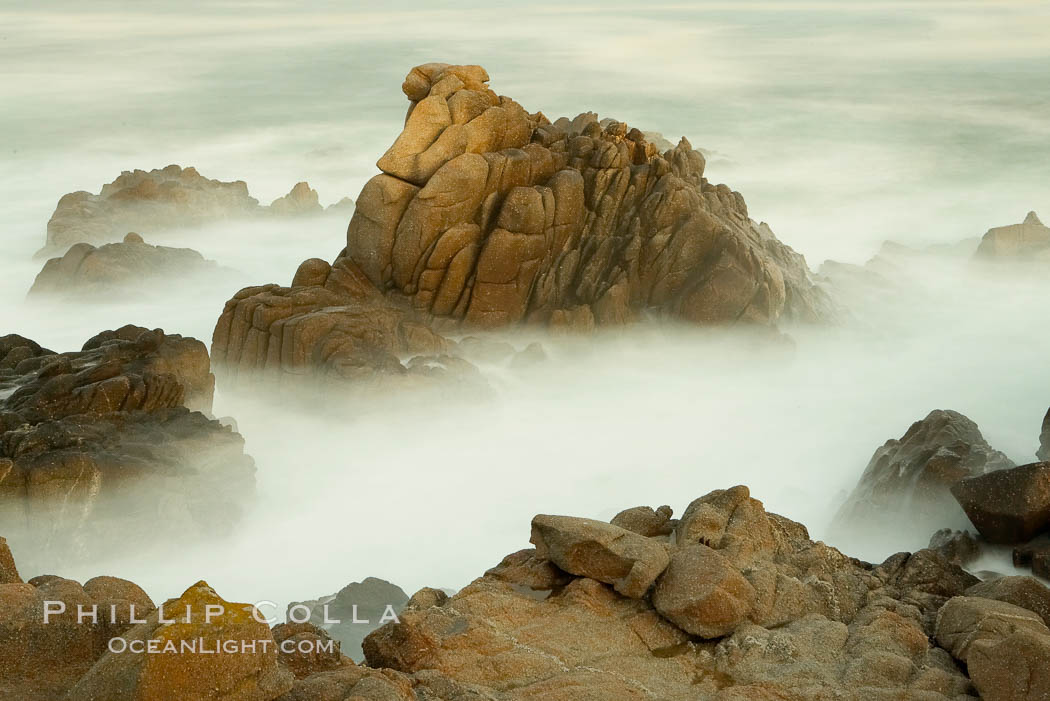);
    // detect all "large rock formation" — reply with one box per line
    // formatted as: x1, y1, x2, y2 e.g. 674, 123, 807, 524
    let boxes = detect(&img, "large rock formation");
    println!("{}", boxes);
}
0, 325, 255, 566
212, 63, 833, 382
975, 211, 1050, 261
834, 409, 1014, 538
28, 232, 224, 297
42, 165, 345, 253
